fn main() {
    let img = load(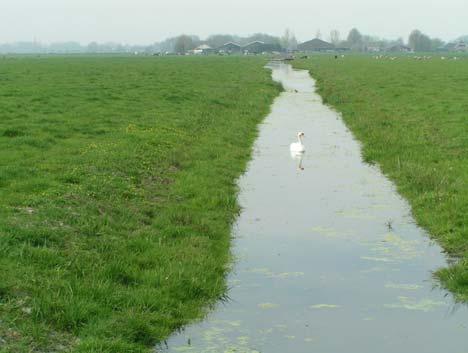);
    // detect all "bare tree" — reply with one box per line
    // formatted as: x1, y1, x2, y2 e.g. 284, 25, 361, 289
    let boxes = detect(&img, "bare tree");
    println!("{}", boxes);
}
408, 29, 431, 51
206, 34, 238, 48
347, 28, 363, 51
281, 28, 298, 51
316, 29, 322, 39
174, 35, 194, 54
430, 38, 445, 50
330, 30, 340, 46
244, 33, 282, 46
